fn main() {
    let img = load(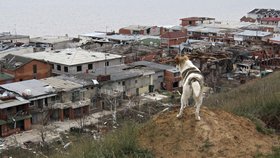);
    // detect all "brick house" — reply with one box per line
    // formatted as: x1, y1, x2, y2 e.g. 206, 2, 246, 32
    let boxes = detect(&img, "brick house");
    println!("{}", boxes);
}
180, 17, 215, 27
160, 31, 188, 47
0, 91, 31, 137
0, 54, 52, 83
